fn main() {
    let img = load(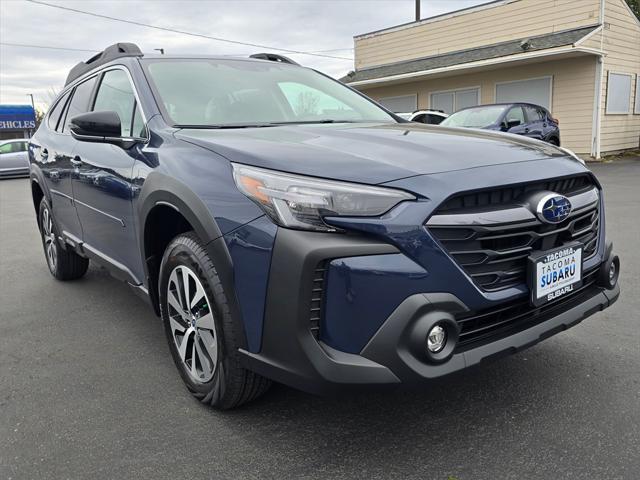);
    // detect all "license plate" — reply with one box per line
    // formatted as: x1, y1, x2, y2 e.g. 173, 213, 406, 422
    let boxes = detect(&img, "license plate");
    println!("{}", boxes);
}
528, 243, 583, 307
